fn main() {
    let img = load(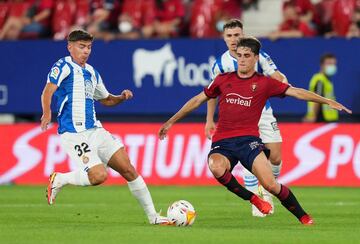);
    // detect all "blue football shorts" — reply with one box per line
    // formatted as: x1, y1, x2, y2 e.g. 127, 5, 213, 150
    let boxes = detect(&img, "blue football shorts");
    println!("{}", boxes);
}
208, 136, 270, 172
